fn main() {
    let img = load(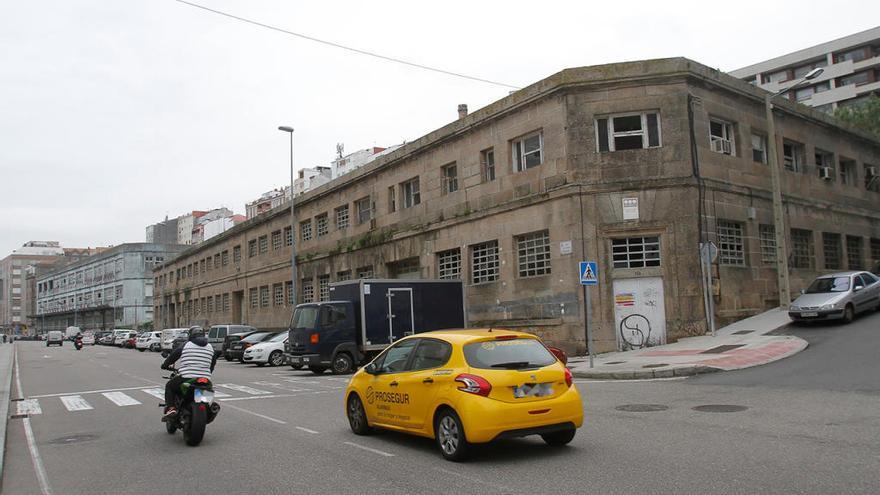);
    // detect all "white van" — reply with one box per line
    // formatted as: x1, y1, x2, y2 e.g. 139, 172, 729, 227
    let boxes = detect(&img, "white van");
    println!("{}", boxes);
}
160, 328, 189, 356
65, 326, 82, 340
46, 331, 64, 347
